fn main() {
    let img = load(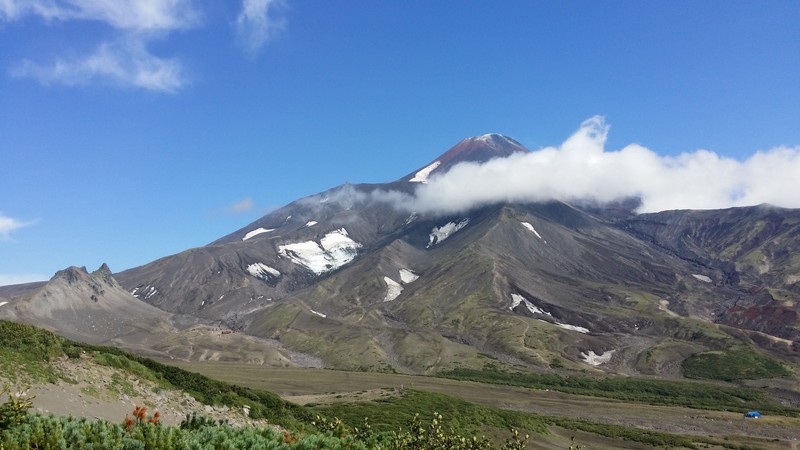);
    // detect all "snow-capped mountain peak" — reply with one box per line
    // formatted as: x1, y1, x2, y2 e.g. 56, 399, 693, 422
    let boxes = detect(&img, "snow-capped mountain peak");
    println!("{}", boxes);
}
403, 133, 528, 182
